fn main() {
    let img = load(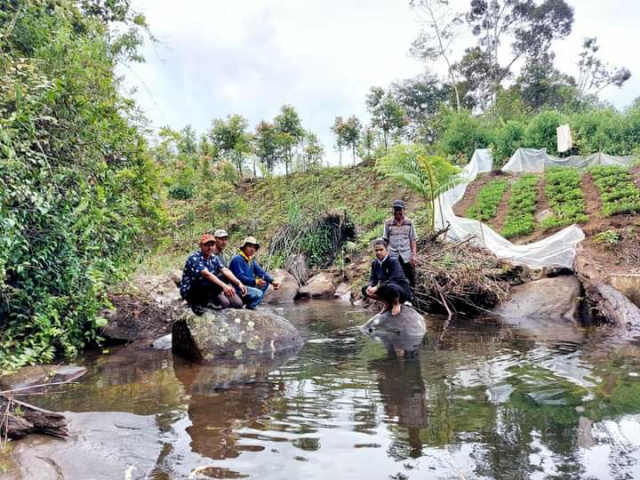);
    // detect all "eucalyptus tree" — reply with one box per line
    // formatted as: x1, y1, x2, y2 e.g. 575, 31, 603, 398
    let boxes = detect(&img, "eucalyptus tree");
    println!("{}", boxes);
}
210, 115, 251, 177
274, 105, 304, 176
342, 116, 362, 166
331, 116, 346, 165
254, 121, 281, 173
366, 87, 407, 153
577, 37, 631, 98
302, 132, 324, 170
